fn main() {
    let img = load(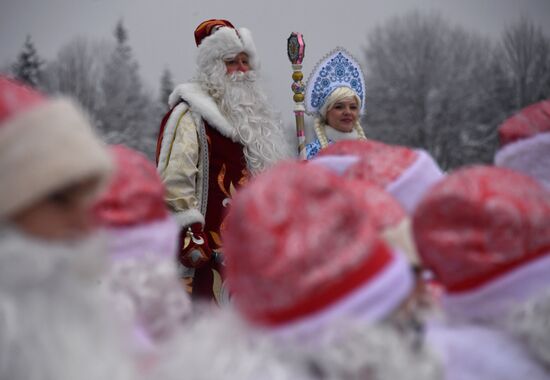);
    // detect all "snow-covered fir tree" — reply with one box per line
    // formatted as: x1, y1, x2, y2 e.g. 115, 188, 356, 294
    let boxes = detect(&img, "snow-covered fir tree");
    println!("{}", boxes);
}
159, 67, 174, 109
98, 20, 158, 158
12, 35, 43, 88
